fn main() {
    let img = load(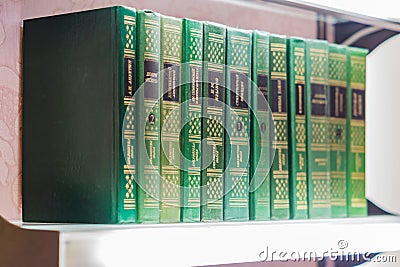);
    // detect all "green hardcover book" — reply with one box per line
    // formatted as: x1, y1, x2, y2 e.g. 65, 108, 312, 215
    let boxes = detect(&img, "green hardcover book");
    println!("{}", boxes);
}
347, 47, 368, 217
287, 37, 308, 219
159, 15, 182, 223
136, 10, 161, 223
224, 27, 252, 221
201, 22, 226, 222
250, 31, 271, 221
181, 18, 203, 222
329, 44, 348, 218
23, 6, 138, 223
269, 34, 290, 220
306, 39, 331, 219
